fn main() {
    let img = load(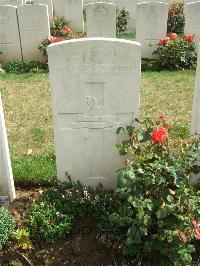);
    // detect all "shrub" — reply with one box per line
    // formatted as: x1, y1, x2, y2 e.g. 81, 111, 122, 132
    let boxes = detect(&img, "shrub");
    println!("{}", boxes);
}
167, 2, 185, 34
0, 207, 16, 247
153, 33, 197, 70
3, 60, 48, 74
25, 181, 120, 242
107, 116, 200, 265
116, 8, 129, 34
38, 37, 63, 57
50, 16, 72, 38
